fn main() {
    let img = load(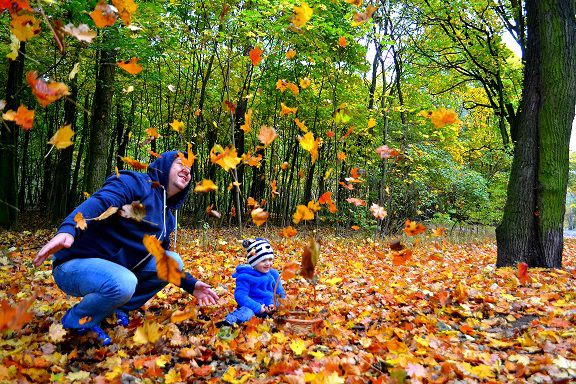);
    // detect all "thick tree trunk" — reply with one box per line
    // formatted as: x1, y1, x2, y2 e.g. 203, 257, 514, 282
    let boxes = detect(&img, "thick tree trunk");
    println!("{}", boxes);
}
85, 46, 116, 193
496, 0, 576, 268
0, 42, 25, 228
50, 81, 78, 224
